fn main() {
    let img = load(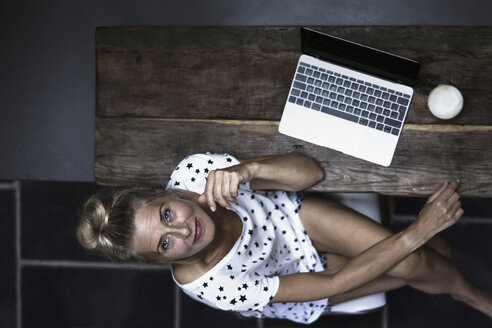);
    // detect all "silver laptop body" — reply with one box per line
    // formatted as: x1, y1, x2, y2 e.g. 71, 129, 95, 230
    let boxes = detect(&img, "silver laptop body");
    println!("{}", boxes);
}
279, 28, 420, 167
